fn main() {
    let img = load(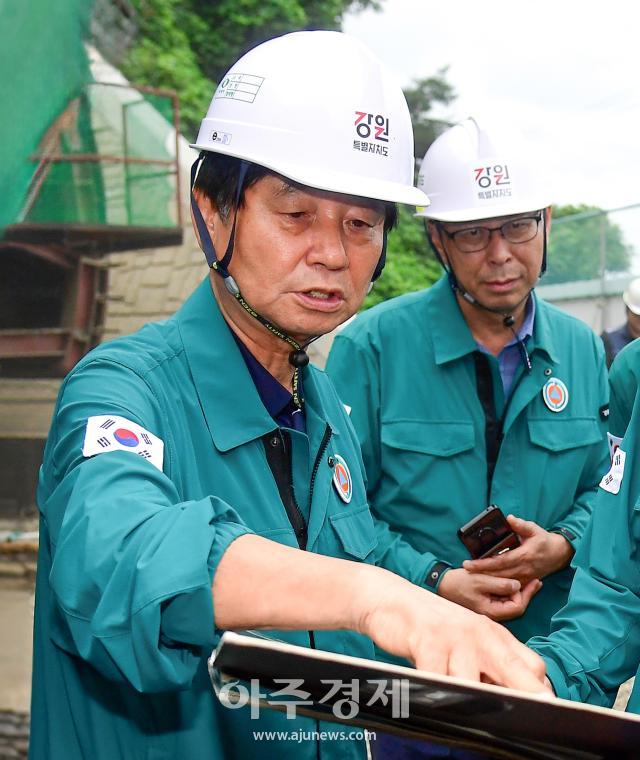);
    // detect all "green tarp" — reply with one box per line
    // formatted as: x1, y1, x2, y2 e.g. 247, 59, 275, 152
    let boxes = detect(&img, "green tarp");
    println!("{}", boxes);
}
0, 0, 94, 229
